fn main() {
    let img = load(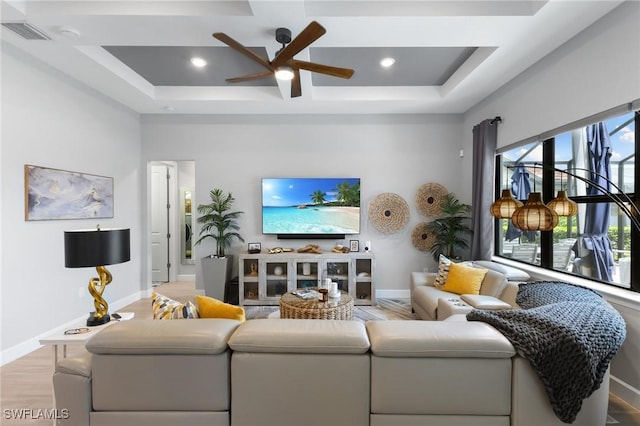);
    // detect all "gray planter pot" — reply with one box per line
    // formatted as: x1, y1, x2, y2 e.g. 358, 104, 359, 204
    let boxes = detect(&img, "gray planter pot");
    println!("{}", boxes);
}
201, 255, 233, 300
